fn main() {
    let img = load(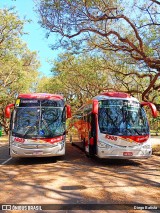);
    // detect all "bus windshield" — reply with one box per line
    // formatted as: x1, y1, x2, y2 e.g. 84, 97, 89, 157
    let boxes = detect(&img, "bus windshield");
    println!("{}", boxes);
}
12, 106, 65, 138
98, 100, 149, 136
